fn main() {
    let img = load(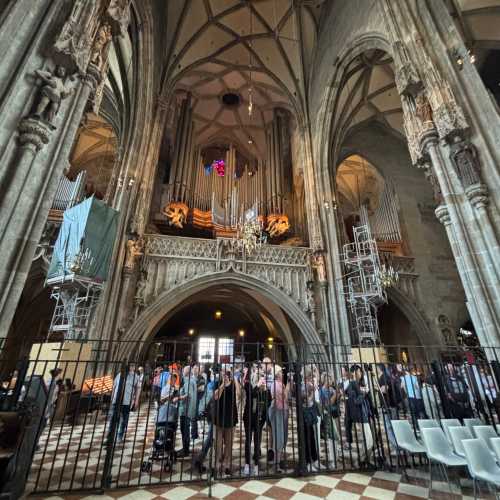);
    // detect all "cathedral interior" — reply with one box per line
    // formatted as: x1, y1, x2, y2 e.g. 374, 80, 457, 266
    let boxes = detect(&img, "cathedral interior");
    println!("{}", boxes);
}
1, 0, 499, 364
1, 0, 500, 497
